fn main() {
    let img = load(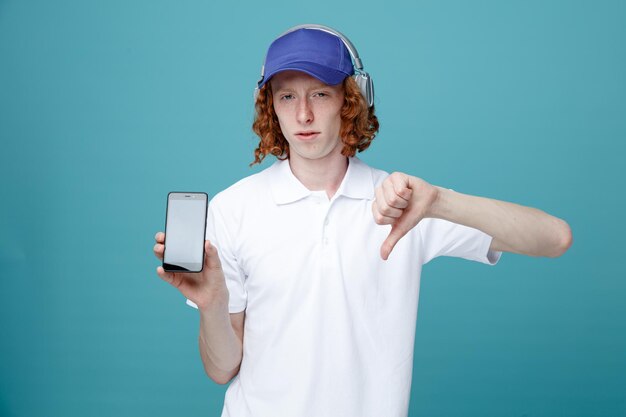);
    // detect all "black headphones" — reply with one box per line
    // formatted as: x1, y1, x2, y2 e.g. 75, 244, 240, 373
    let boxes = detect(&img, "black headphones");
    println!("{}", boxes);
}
255, 24, 374, 107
